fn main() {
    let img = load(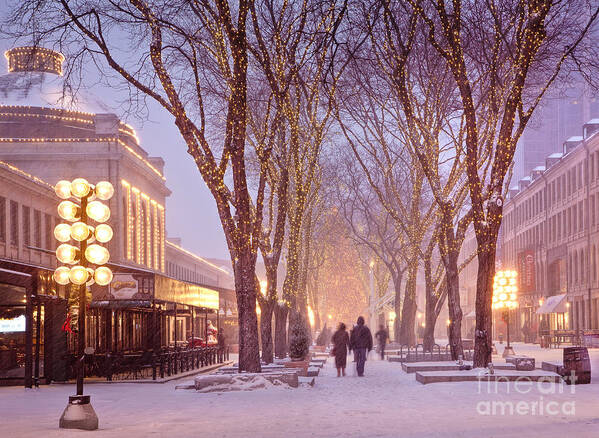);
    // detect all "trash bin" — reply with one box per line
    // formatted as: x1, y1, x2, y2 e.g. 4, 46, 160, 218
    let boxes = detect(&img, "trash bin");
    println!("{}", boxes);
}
562, 347, 591, 385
